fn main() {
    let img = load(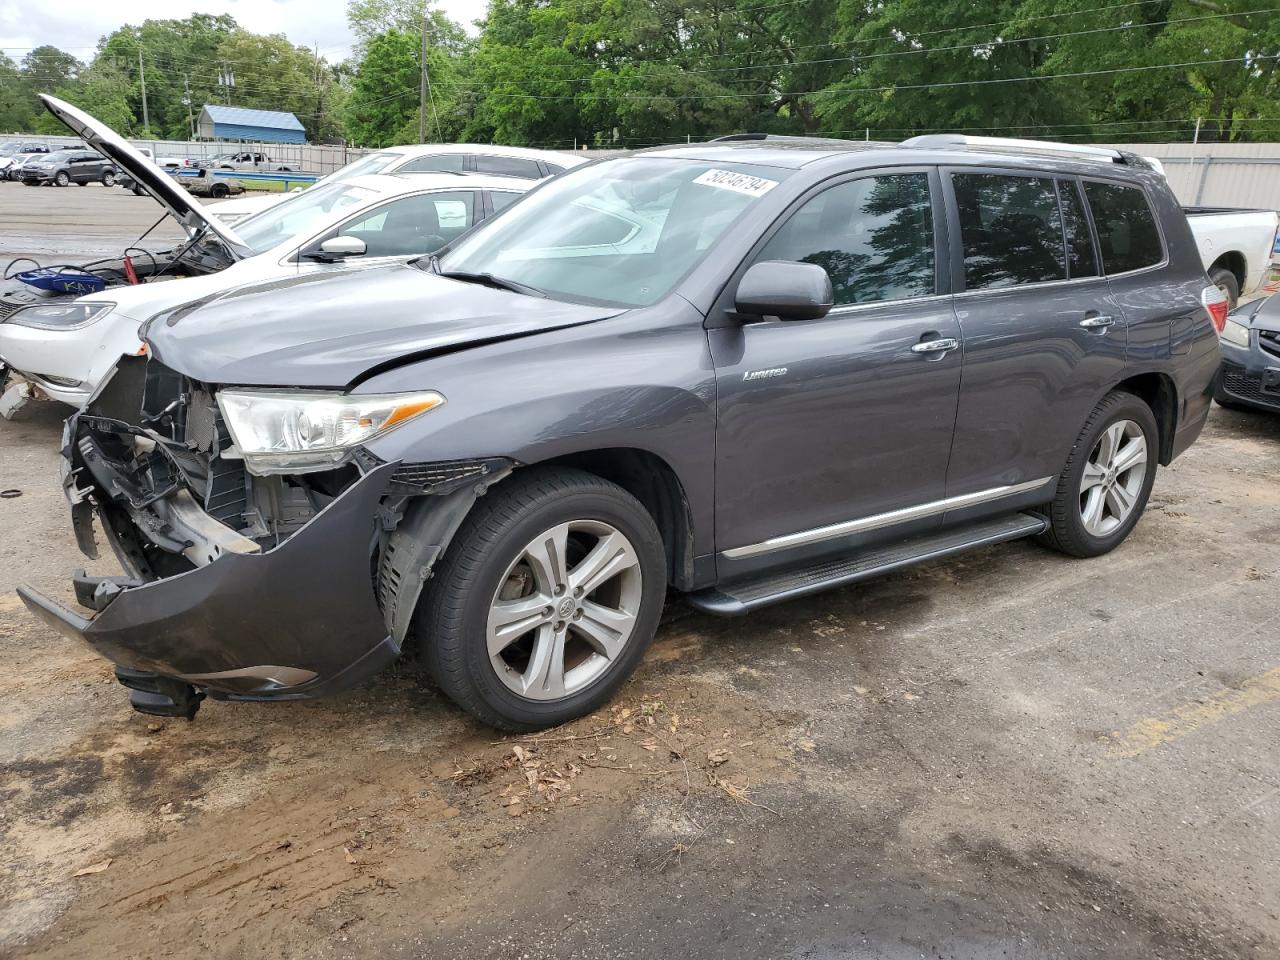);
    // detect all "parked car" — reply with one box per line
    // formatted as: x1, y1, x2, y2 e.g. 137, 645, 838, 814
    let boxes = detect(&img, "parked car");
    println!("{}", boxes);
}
0, 141, 50, 179
194, 151, 295, 173
210, 143, 586, 224
18, 134, 1225, 729
19, 148, 117, 186
177, 168, 247, 198
0, 97, 531, 416
117, 147, 190, 195
1214, 294, 1280, 413
1183, 206, 1280, 307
